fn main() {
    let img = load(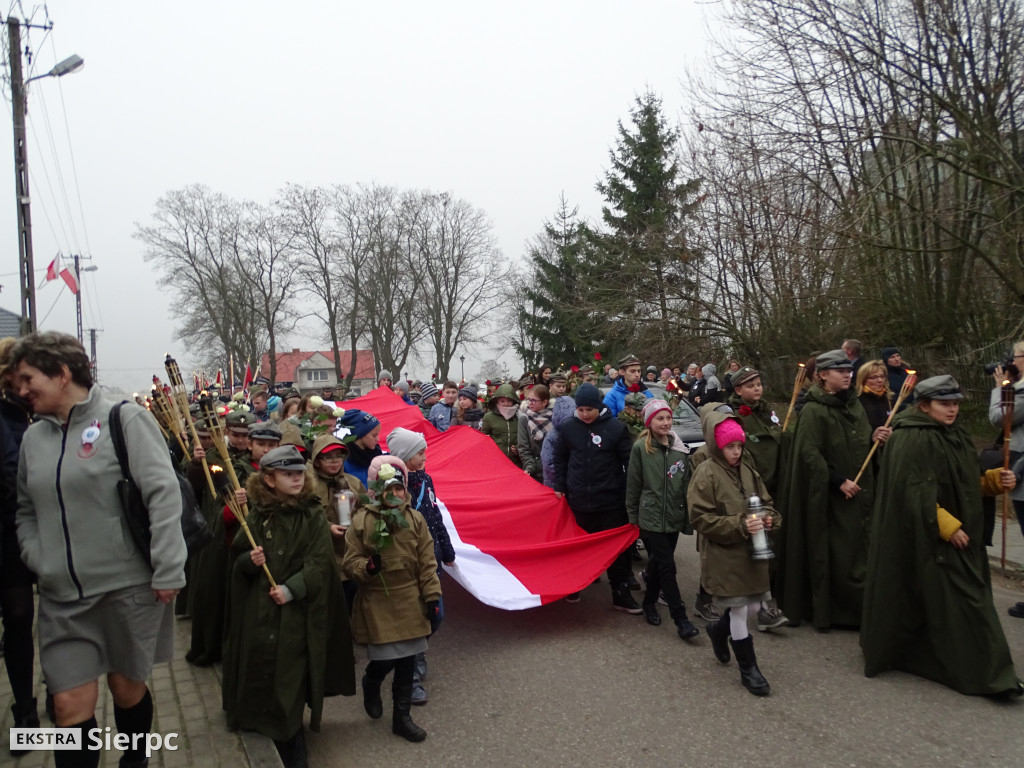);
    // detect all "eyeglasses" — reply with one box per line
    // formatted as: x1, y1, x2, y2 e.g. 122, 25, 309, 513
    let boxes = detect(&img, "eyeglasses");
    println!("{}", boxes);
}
866, 374, 886, 381
527, 397, 545, 403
